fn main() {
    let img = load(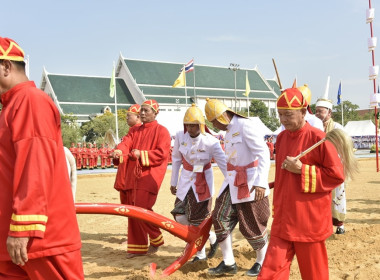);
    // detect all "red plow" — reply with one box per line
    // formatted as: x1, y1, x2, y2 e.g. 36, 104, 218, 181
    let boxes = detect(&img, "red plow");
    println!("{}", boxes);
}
75, 203, 212, 277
